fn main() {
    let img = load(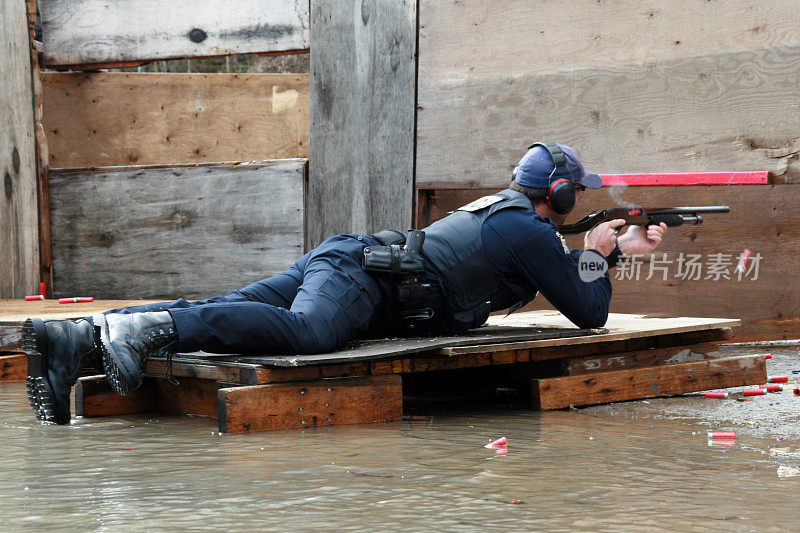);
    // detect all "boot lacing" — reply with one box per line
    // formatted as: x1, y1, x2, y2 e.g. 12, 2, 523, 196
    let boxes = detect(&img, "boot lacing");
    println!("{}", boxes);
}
134, 327, 180, 386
